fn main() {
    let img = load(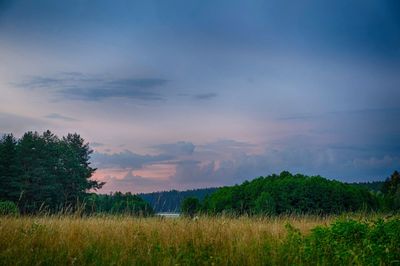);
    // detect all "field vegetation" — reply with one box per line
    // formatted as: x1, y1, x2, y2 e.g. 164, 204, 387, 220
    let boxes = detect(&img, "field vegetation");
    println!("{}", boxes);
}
0, 214, 399, 265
